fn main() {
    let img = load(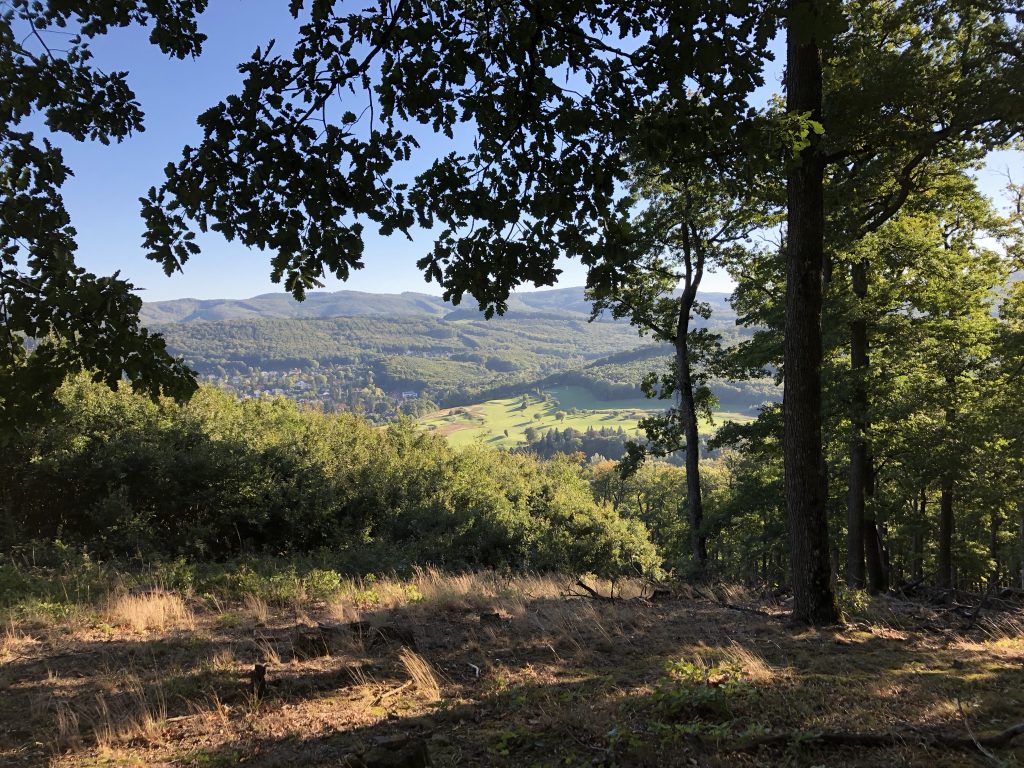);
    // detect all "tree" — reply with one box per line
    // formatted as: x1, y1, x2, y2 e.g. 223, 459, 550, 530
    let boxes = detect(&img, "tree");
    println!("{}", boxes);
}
719, 1, 1023, 606
819, 0, 1024, 592
0, 1, 203, 438
152, 0, 1022, 622
778, 0, 842, 624
876, 186, 1009, 588
588, 128, 770, 578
